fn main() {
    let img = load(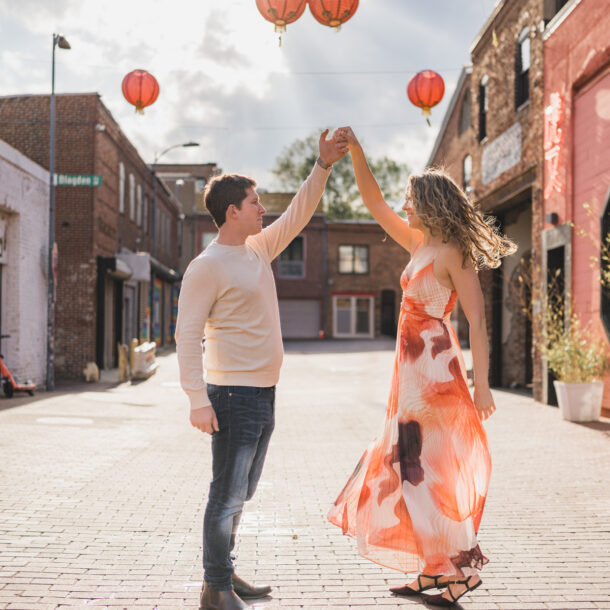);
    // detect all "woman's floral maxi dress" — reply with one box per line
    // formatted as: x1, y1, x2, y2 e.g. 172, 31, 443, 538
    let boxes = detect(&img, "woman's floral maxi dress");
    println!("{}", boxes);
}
328, 255, 491, 578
